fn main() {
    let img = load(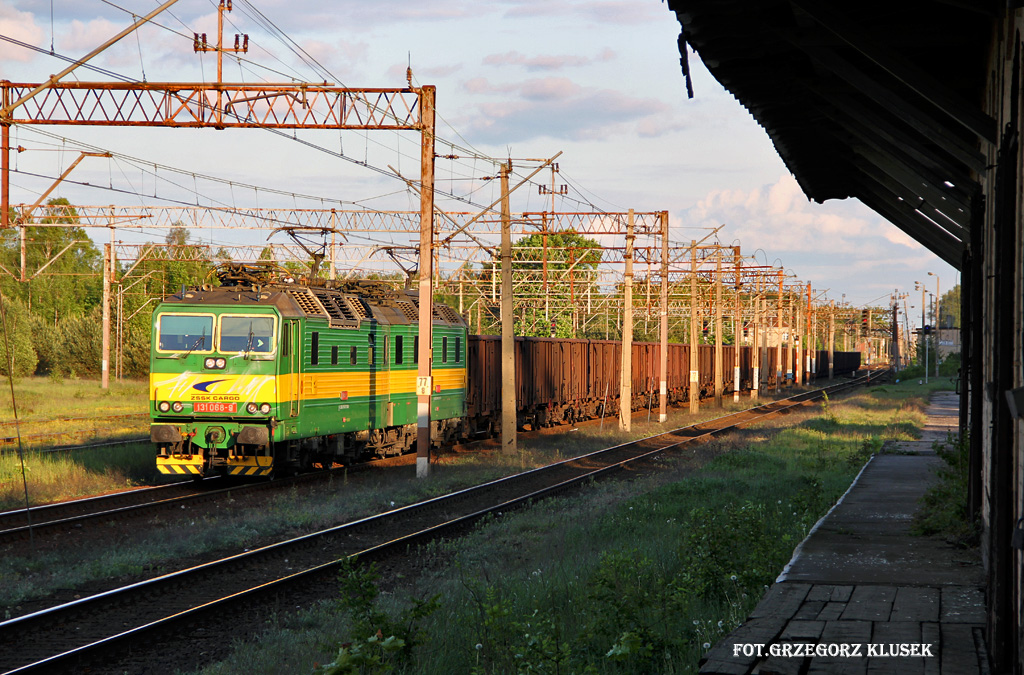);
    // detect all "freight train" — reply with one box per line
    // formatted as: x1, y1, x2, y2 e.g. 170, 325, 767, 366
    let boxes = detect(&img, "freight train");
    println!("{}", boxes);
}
150, 263, 860, 478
